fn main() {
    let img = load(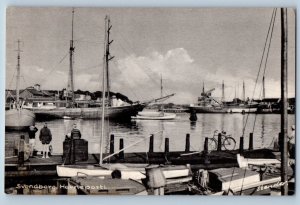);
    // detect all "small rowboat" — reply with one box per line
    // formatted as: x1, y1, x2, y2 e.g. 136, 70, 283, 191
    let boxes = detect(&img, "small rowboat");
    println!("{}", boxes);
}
132, 111, 176, 120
